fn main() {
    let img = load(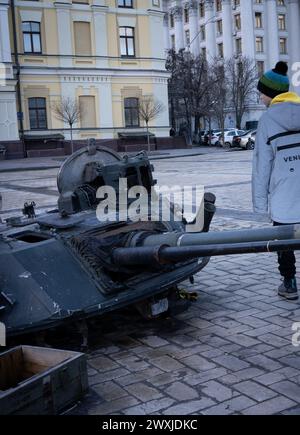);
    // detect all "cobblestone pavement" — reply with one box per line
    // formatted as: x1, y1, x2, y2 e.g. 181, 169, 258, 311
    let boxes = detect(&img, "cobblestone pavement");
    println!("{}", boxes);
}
1, 149, 299, 415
